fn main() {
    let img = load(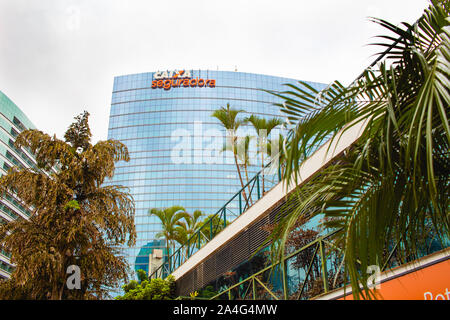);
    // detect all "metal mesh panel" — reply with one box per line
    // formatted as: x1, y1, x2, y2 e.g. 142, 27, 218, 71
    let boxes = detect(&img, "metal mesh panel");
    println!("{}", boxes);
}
196, 263, 204, 288
176, 199, 286, 296
232, 231, 250, 264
